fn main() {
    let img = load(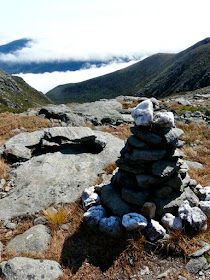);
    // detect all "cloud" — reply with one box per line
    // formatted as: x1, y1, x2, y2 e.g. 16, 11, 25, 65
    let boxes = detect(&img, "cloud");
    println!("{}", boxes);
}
1, 0, 209, 63
16, 59, 141, 93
